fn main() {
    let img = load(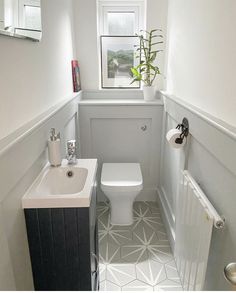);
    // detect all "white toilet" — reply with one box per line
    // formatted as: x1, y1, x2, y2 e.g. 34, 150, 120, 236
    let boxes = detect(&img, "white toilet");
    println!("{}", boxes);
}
101, 163, 143, 225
